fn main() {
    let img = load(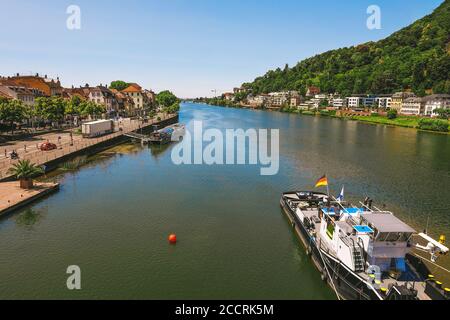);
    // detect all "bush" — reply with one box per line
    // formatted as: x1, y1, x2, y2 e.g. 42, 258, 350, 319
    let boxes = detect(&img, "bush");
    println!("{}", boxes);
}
320, 110, 336, 117
418, 118, 449, 132
387, 109, 398, 119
